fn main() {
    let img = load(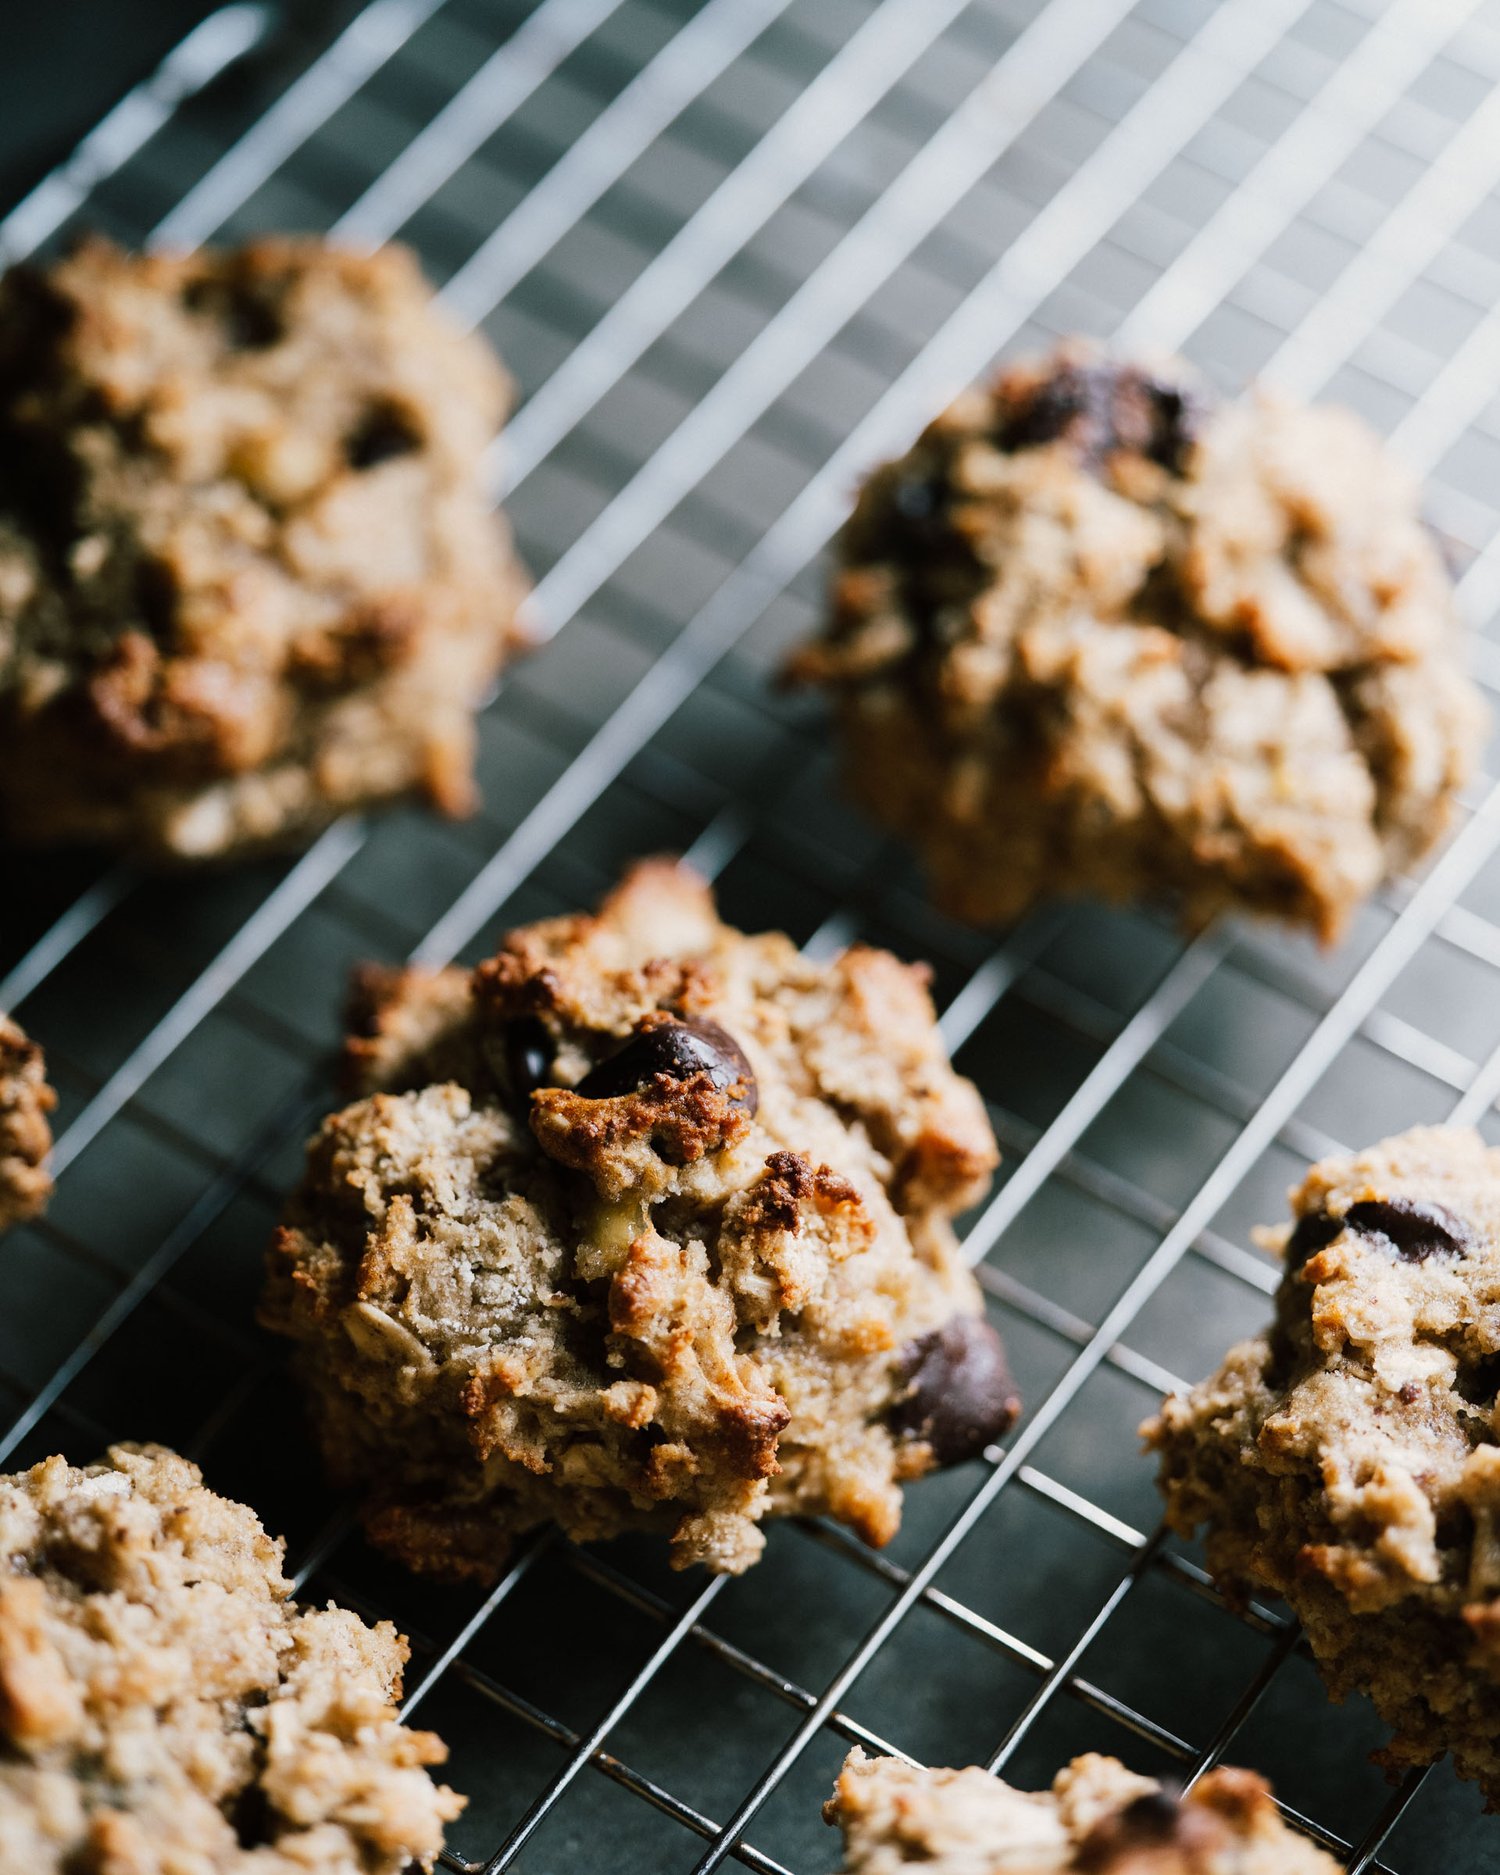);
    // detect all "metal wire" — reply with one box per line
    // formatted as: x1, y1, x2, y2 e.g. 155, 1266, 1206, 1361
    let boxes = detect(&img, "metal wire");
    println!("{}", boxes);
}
5, 2, 1500, 1869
